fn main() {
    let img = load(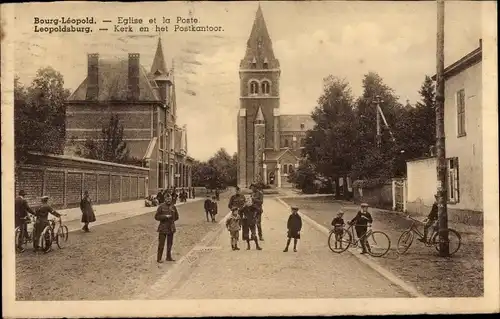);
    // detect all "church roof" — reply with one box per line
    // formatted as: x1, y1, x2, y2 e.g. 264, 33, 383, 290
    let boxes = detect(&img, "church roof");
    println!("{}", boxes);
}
264, 149, 299, 162
68, 58, 161, 102
279, 114, 315, 132
240, 4, 279, 69
150, 37, 168, 75
255, 106, 265, 122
